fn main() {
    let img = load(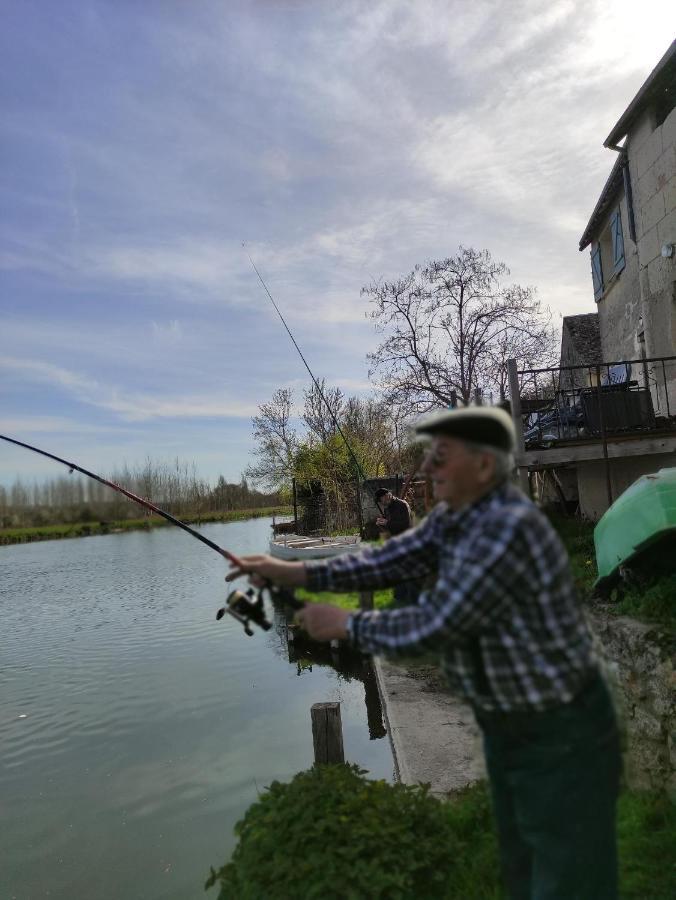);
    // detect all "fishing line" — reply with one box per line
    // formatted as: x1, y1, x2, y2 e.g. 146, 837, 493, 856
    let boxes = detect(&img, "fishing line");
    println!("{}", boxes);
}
0, 433, 240, 562
244, 246, 384, 518
0, 433, 302, 634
